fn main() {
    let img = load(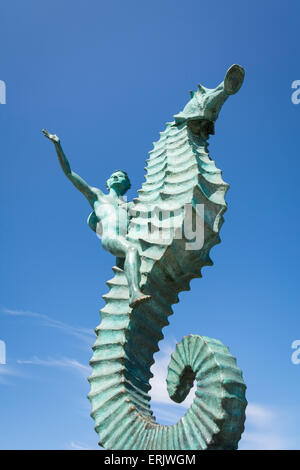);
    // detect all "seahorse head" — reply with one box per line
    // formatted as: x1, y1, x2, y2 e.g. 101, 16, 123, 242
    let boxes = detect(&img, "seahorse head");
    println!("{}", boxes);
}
174, 64, 245, 138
